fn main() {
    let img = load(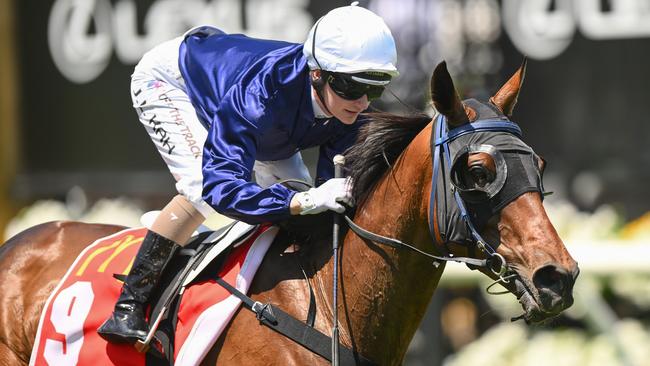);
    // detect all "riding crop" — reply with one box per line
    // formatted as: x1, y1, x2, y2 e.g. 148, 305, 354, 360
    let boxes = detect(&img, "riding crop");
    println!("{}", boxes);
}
332, 154, 345, 366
